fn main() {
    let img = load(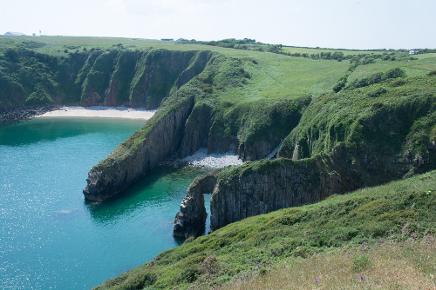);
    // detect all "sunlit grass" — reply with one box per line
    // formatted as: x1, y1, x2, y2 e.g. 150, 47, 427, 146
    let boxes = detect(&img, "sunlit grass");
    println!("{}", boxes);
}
97, 170, 436, 289
221, 237, 436, 290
